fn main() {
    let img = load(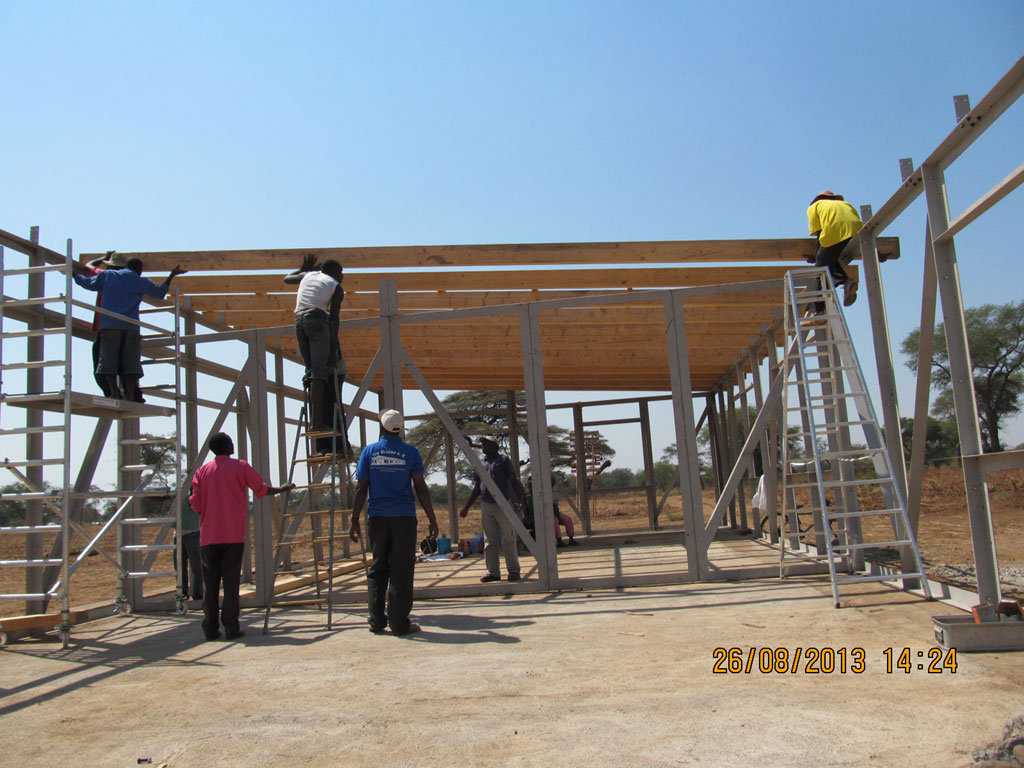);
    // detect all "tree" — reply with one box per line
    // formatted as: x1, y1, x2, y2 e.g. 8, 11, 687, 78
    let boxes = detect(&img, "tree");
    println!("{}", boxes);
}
901, 300, 1024, 452
404, 390, 613, 476
899, 416, 961, 465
